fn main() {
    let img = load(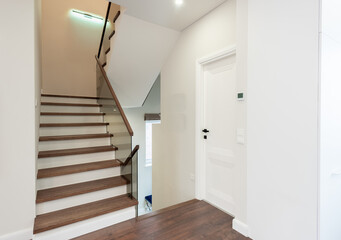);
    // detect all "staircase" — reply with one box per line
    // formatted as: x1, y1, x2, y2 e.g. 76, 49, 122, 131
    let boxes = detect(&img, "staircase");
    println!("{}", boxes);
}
33, 3, 140, 239
33, 94, 138, 239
